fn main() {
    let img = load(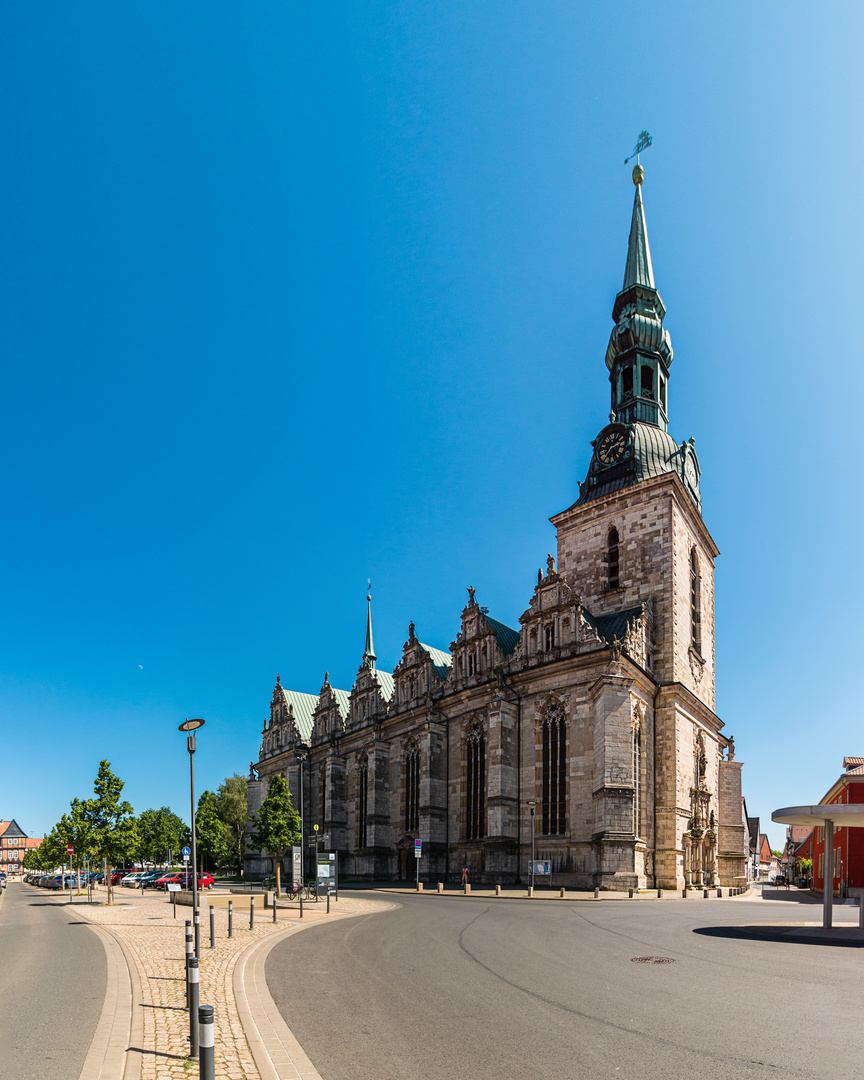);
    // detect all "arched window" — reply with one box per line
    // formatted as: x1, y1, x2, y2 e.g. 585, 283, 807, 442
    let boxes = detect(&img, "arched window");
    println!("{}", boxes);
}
541, 702, 567, 836
356, 756, 369, 849
622, 366, 634, 399
544, 624, 555, 651
608, 527, 620, 590
465, 724, 486, 840
690, 548, 702, 653
641, 365, 654, 400
404, 746, 420, 833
